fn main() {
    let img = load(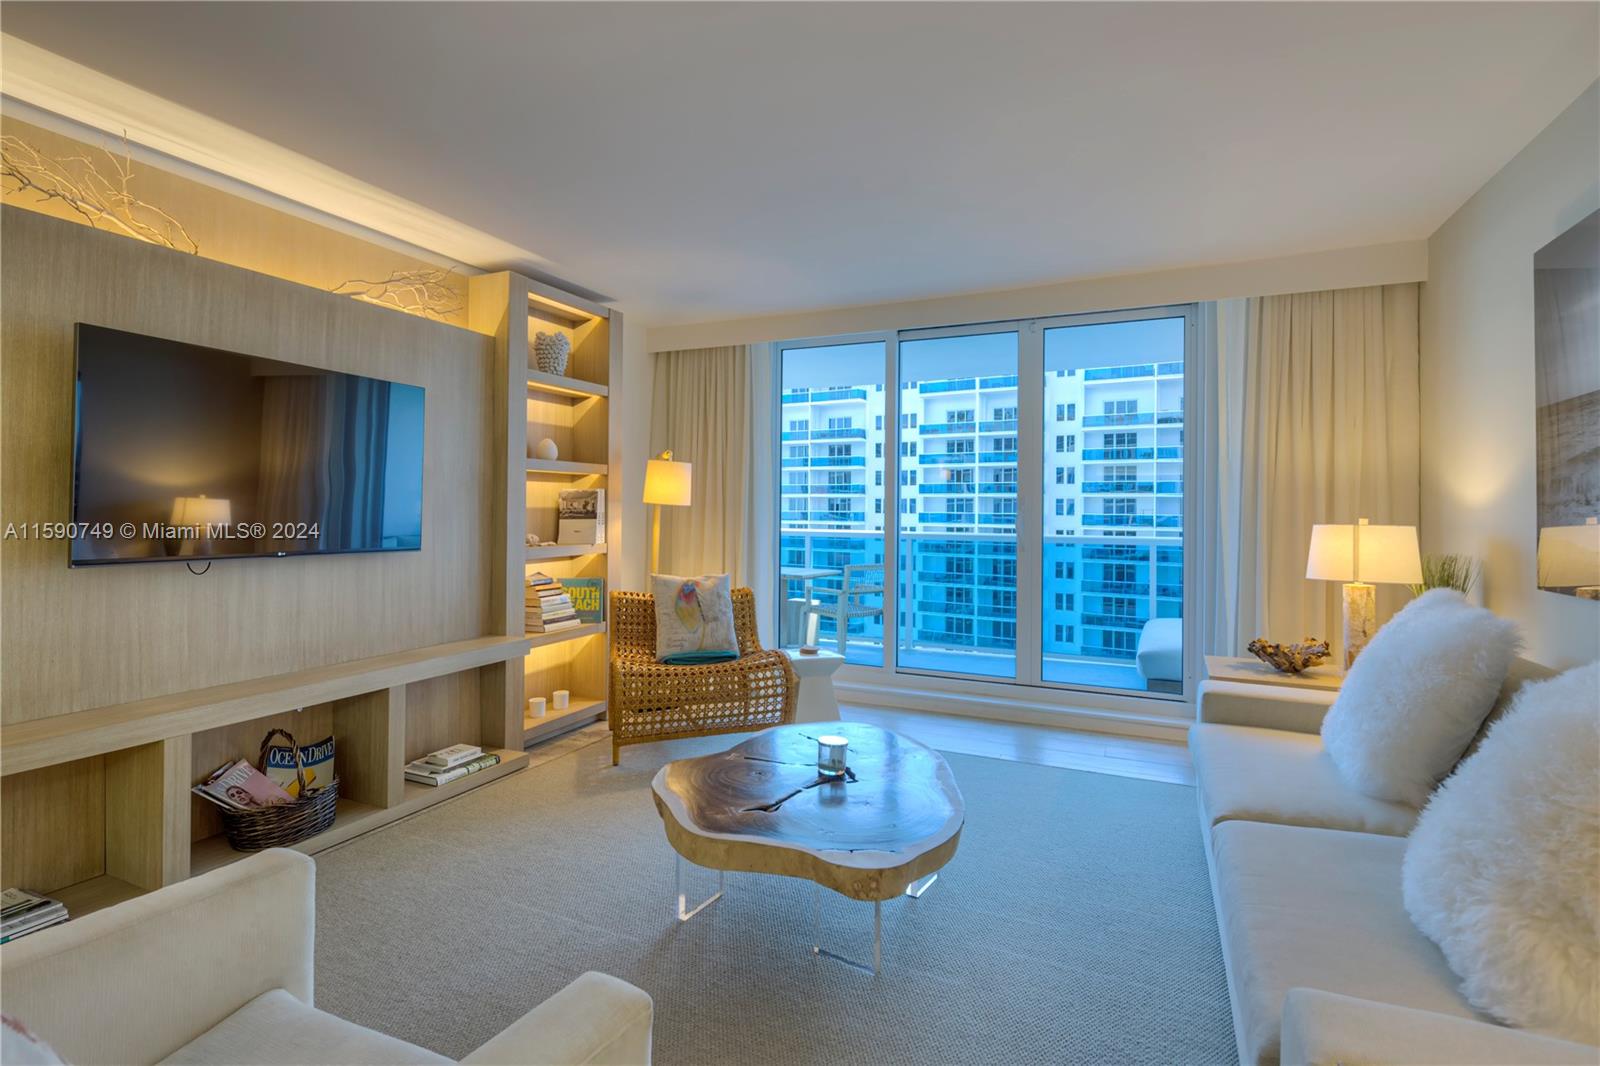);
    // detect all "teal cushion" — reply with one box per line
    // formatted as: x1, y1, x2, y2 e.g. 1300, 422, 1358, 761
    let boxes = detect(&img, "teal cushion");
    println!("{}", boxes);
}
661, 650, 740, 665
